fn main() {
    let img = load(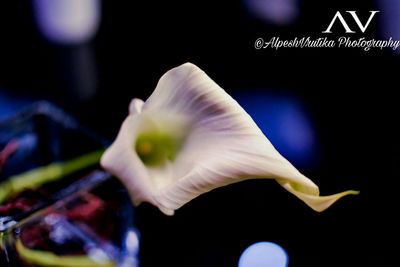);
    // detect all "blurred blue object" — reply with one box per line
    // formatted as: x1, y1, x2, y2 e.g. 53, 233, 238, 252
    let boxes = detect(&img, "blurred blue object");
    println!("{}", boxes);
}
234, 90, 319, 169
243, 0, 299, 25
0, 90, 35, 121
379, 0, 400, 55
238, 241, 288, 267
